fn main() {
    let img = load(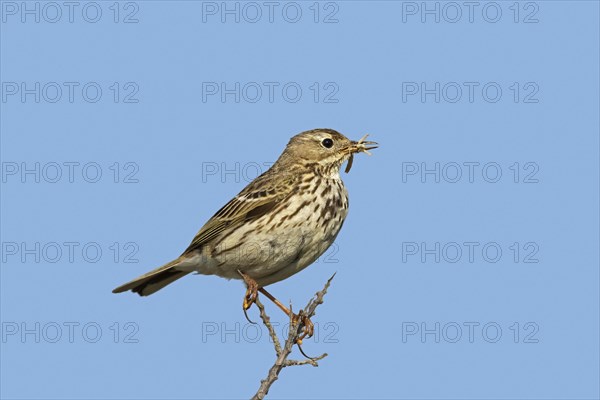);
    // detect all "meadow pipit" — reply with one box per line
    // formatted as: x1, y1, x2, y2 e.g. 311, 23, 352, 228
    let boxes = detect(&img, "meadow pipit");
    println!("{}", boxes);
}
113, 128, 377, 344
